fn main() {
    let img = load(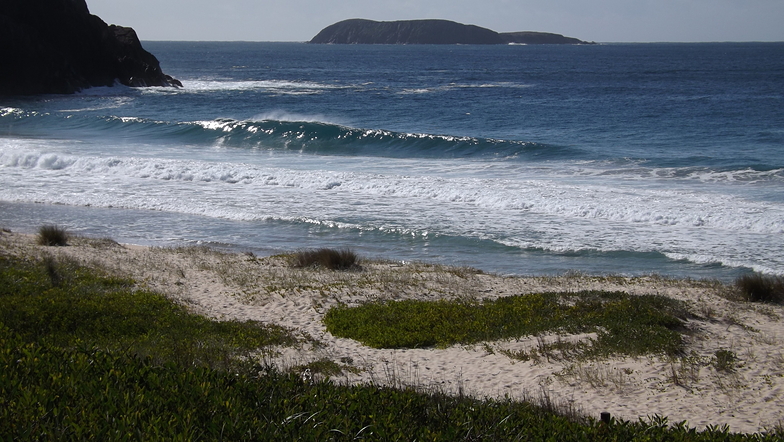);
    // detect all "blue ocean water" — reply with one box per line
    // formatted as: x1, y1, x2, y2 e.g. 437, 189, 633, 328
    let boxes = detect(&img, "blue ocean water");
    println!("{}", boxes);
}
2, 42, 783, 280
